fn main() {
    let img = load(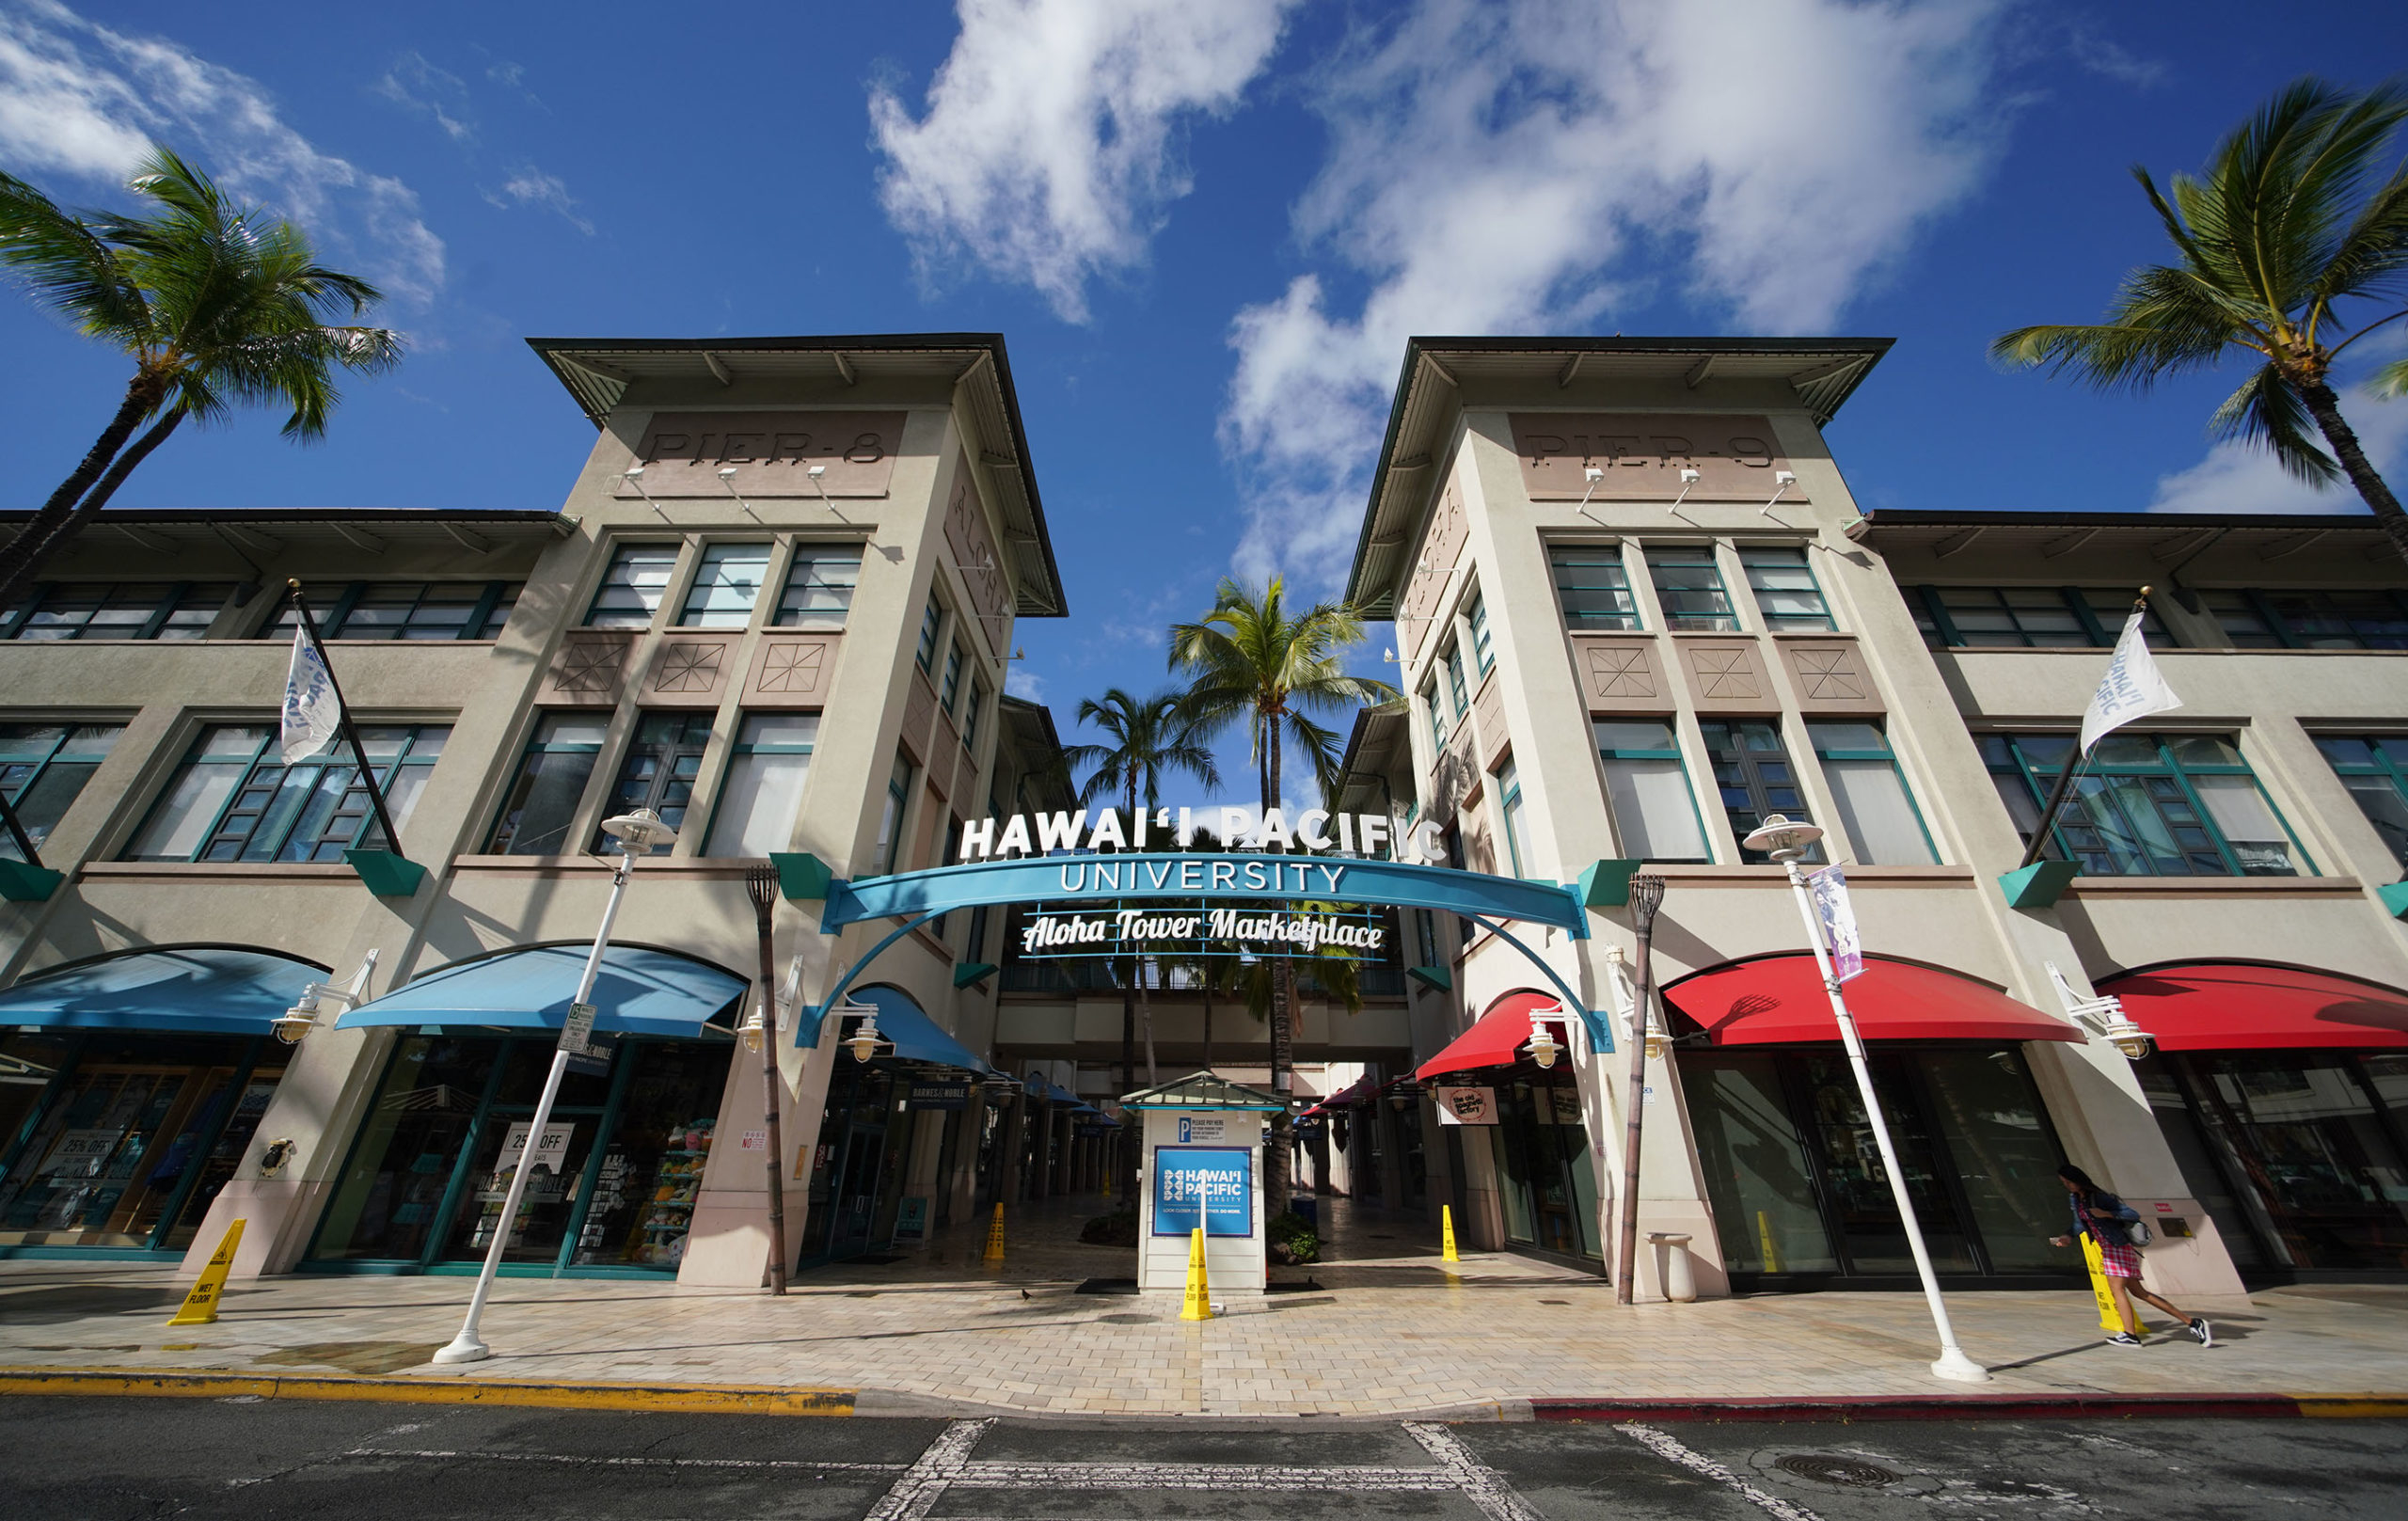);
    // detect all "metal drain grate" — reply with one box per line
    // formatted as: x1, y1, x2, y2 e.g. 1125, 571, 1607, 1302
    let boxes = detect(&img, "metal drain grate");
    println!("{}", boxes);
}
1776, 1454, 1899, 1488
